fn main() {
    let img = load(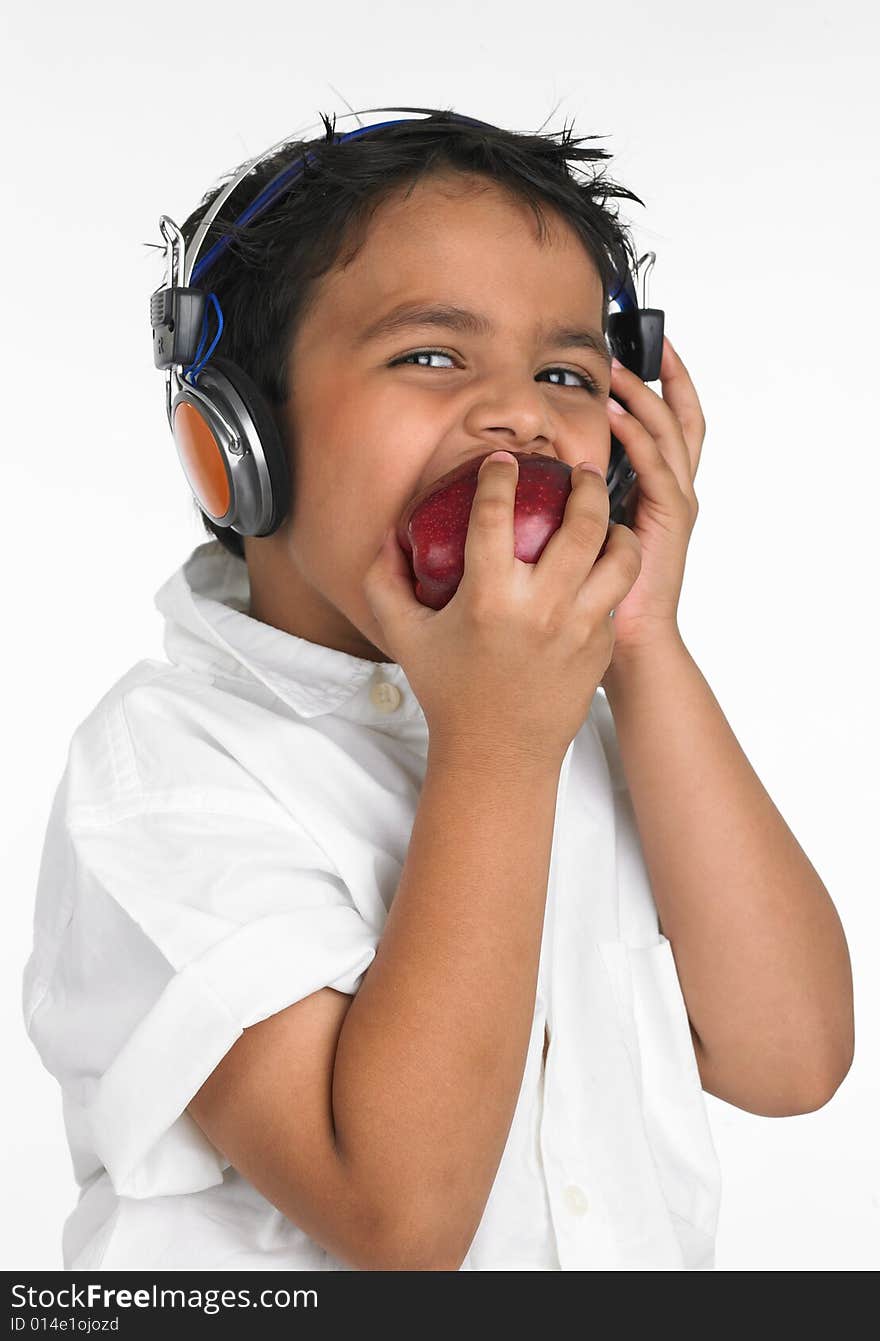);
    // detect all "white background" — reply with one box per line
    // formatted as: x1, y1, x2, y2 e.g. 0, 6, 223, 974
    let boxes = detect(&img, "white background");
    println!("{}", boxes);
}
4, 0, 878, 1271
